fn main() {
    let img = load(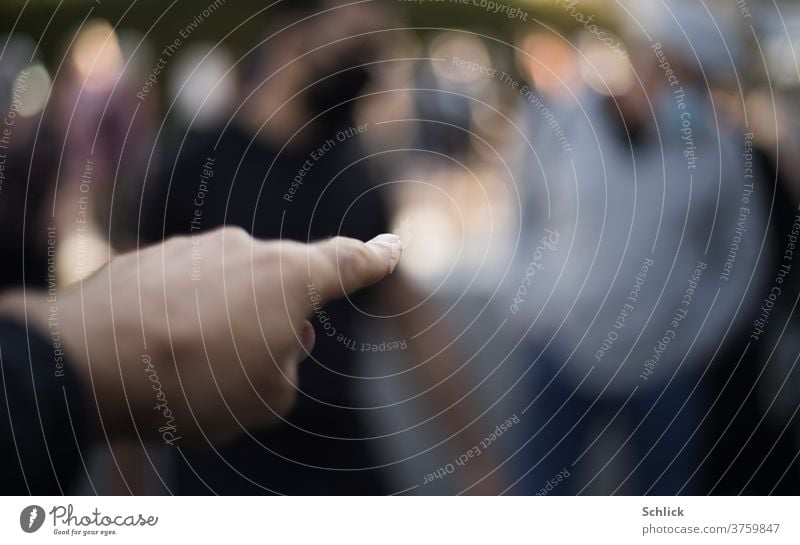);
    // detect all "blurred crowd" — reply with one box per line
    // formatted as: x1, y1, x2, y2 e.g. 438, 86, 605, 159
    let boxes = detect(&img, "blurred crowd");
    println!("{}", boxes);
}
1, 0, 799, 494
